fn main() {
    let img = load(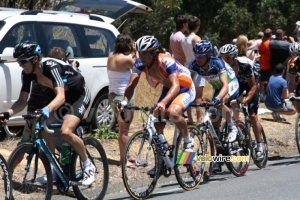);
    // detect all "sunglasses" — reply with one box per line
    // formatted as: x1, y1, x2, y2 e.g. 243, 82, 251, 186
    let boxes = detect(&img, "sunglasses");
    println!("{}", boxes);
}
222, 56, 235, 62
194, 53, 206, 59
17, 56, 34, 65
